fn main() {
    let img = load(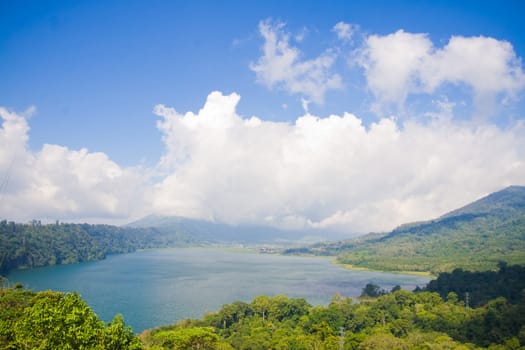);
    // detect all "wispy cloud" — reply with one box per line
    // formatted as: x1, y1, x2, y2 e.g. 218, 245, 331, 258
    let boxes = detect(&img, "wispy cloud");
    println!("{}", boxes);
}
251, 22, 525, 119
250, 19, 343, 104
332, 21, 359, 42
